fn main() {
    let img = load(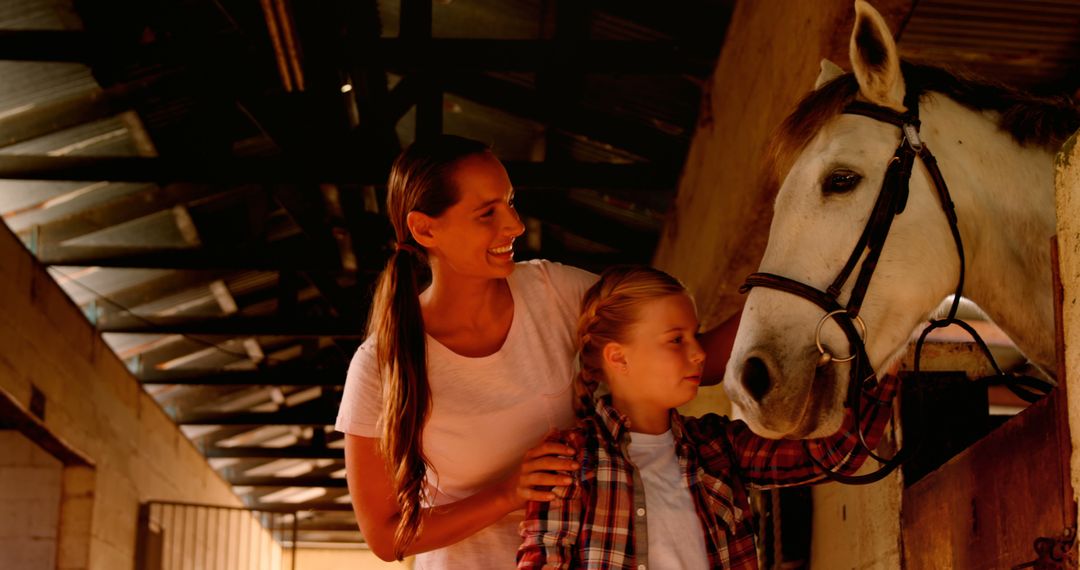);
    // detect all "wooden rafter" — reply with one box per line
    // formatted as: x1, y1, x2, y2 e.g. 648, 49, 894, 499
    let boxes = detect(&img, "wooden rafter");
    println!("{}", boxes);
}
0, 30, 712, 74
140, 368, 347, 386
0, 155, 675, 188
